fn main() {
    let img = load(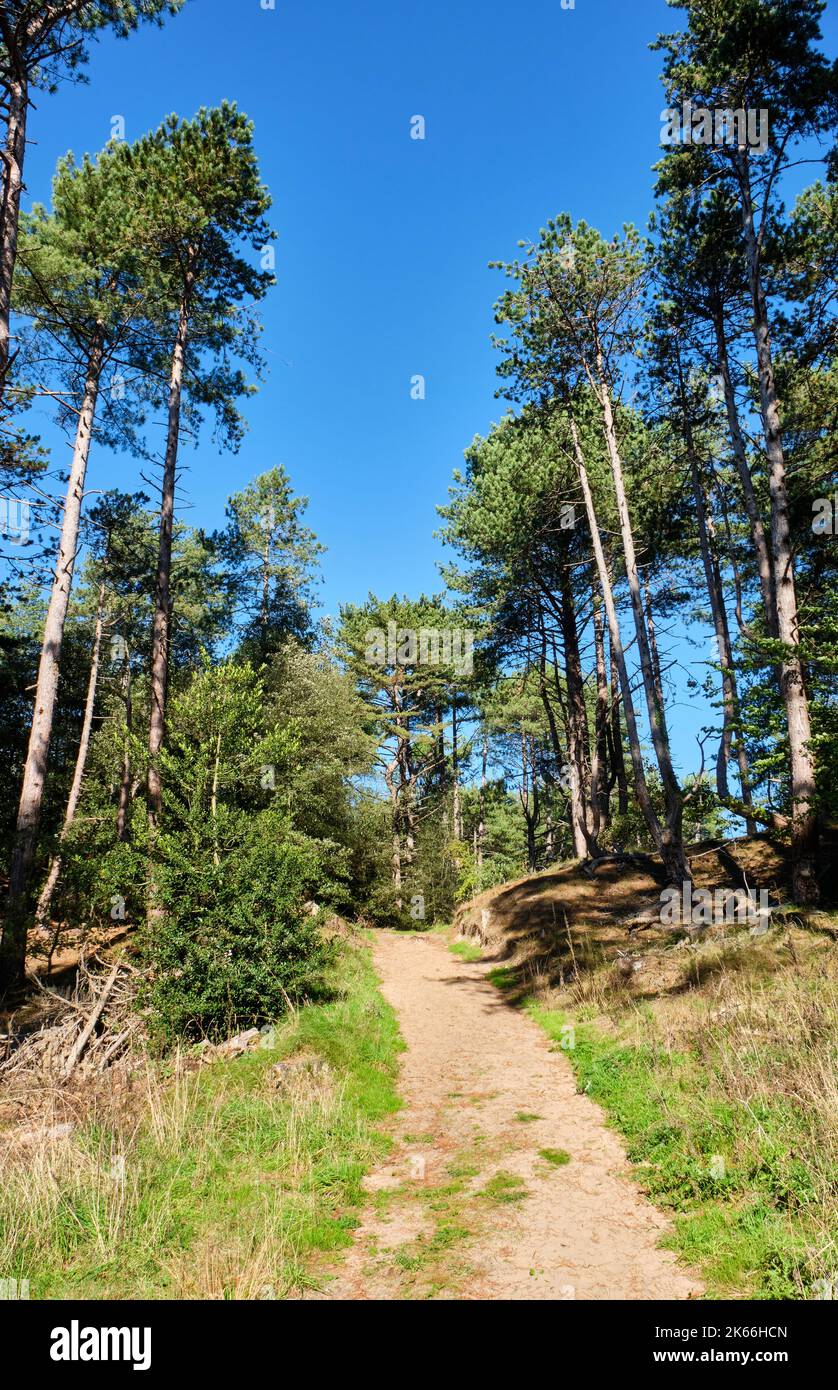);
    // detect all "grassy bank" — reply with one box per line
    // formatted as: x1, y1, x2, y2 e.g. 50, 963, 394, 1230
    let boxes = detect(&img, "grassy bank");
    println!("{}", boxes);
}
514, 930, 838, 1299
0, 937, 402, 1299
